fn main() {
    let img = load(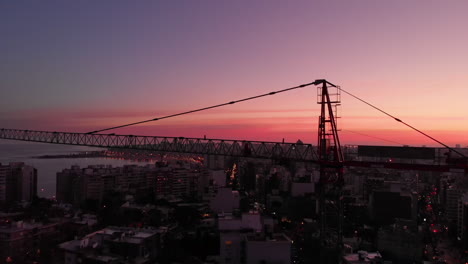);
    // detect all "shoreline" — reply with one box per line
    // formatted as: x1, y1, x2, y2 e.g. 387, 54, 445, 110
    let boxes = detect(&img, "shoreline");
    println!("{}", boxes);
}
31, 150, 203, 164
